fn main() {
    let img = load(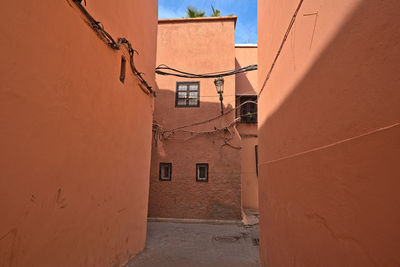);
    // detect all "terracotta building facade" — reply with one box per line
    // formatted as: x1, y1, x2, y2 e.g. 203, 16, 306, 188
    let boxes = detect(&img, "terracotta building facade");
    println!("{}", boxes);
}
149, 17, 243, 220
235, 44, 259, 211
258, 0, 400, 266
148, 18, 259, 221
0, 0, 158, 266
